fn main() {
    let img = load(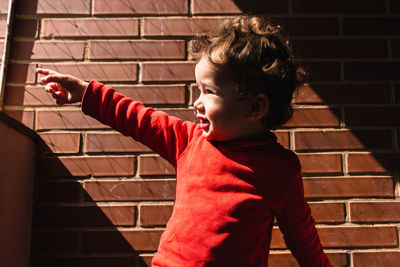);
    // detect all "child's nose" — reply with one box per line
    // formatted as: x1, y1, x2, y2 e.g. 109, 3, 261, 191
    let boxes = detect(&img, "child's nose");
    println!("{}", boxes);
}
193, 96, 203, 111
